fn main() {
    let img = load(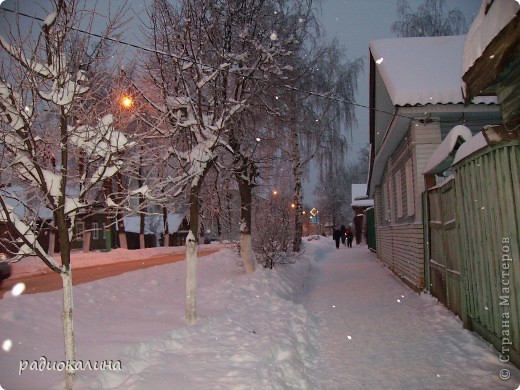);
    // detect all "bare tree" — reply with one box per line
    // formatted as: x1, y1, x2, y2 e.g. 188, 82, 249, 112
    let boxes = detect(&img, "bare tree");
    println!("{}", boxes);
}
315, 145, 370, 226
315, 170, 348, 227
211, 0, 319, 272
279, 39, 362, 251
391, 0, 467, 37
141, 0, 324, 322
253, 188, 294, 269
143, 0, 251, 324
0, 1, 133, 387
